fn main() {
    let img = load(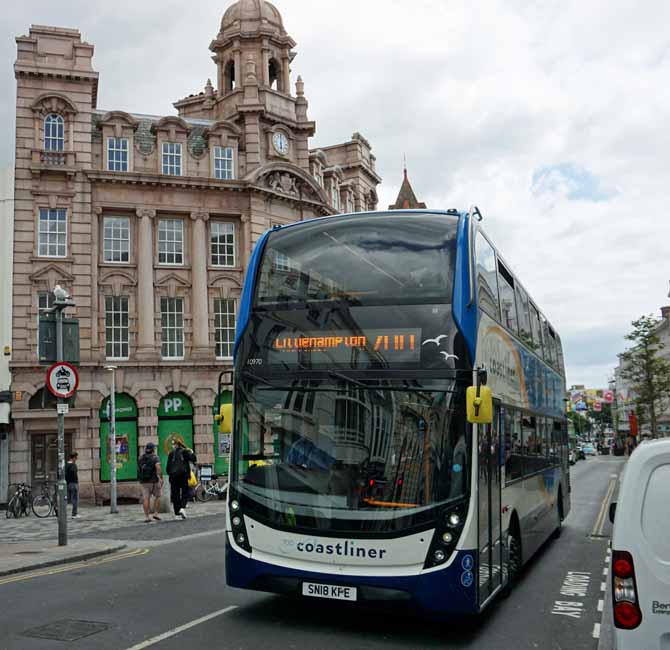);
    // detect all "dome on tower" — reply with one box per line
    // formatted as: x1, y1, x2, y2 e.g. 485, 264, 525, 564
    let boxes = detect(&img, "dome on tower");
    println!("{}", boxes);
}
220, 0, 286, 38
